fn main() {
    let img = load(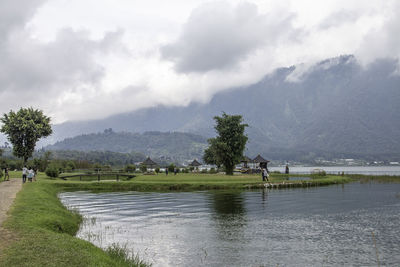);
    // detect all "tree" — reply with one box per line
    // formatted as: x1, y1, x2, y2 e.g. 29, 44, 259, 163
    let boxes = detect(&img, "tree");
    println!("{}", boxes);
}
0, 108, 52, 165
203, 113, 248, 175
